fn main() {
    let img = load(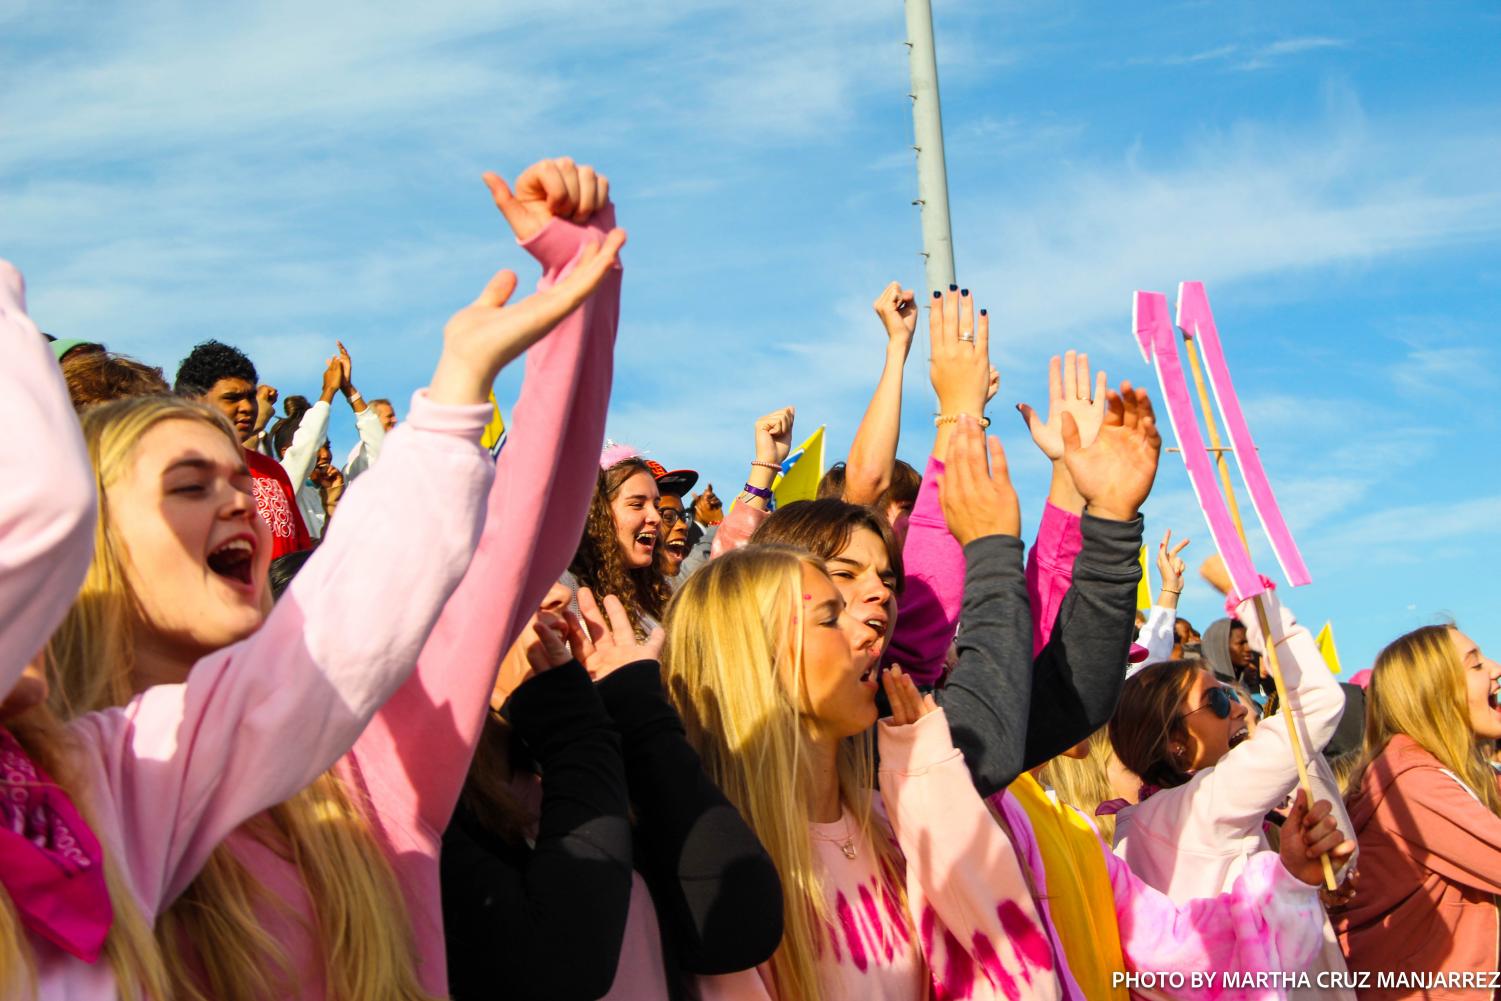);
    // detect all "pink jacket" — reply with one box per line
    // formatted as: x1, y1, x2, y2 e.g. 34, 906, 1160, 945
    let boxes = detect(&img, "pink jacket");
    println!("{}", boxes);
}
1336, 734, 1501, 999
1, 261, 497, 999
209, 213, 622, 998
